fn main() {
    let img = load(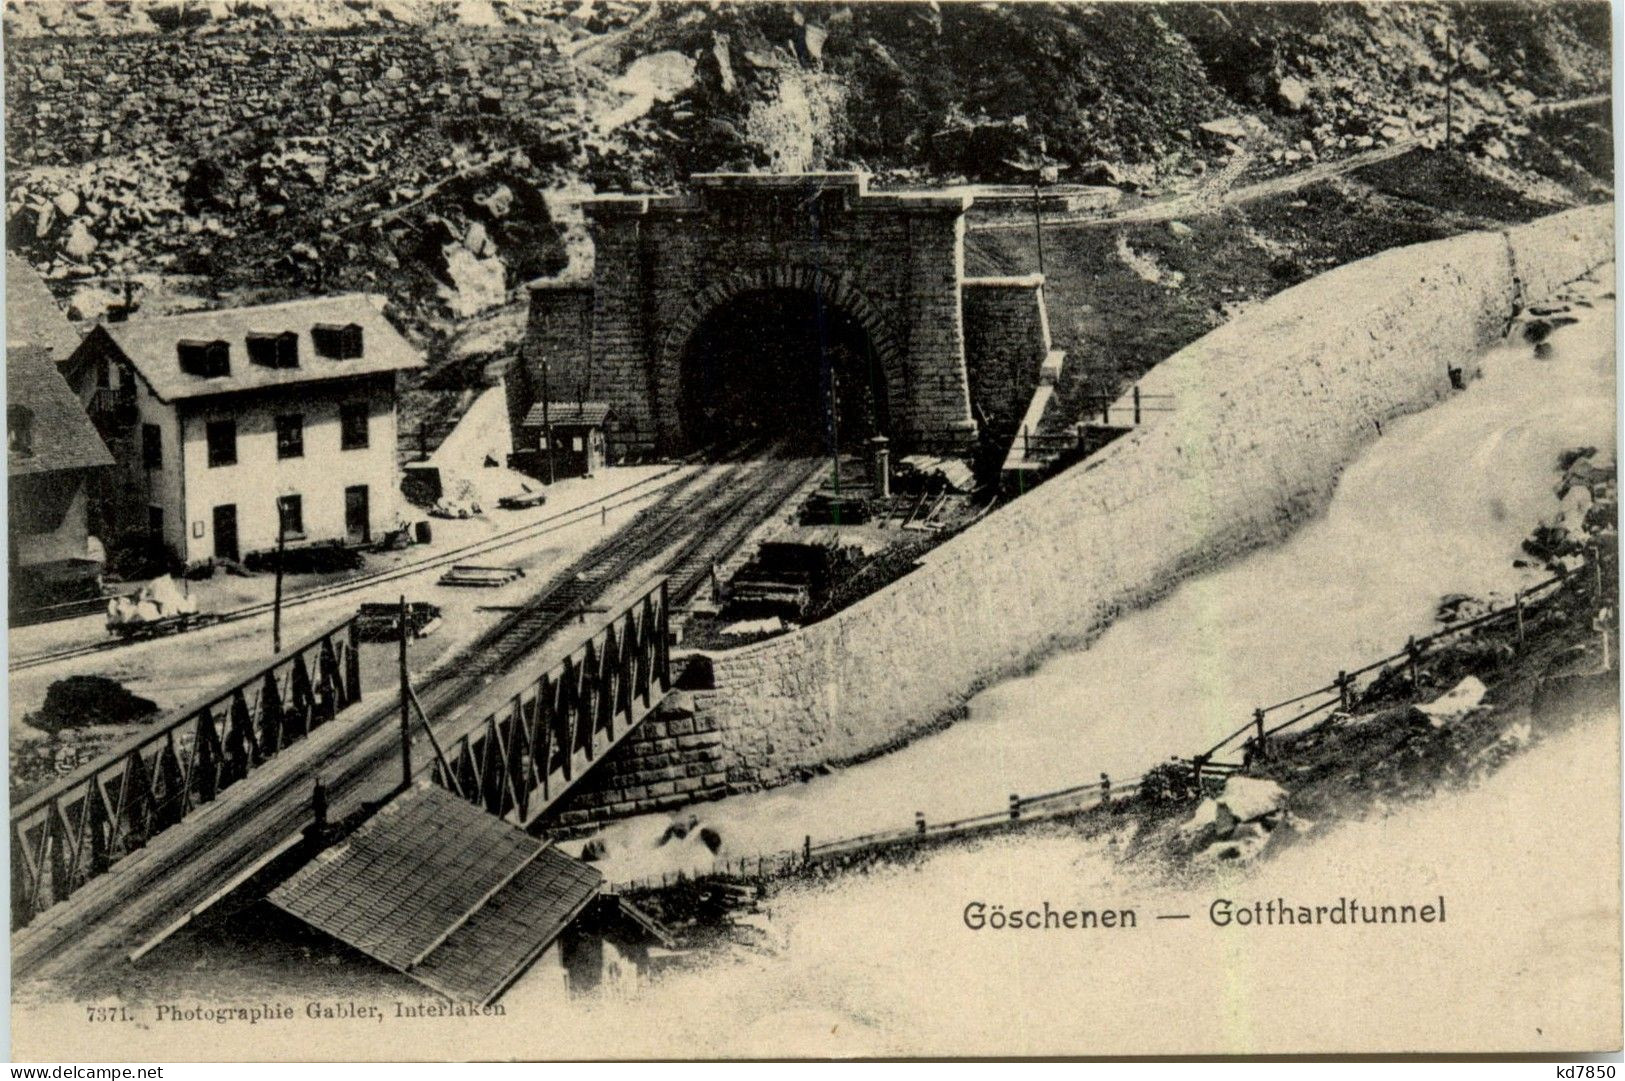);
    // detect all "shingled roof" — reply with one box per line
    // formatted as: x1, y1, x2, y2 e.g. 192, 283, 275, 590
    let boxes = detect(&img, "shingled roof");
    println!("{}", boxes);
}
269, 783, 604, 1005
521, 400, 614, 428
90, 294, 424, 403
5, 254, 82, 360
7, 345, 113, 478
